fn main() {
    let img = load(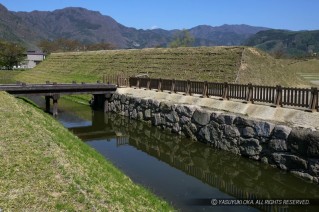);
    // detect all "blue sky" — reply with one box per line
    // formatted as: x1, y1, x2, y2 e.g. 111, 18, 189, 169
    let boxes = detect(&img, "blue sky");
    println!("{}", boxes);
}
0, 0, 318, 31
